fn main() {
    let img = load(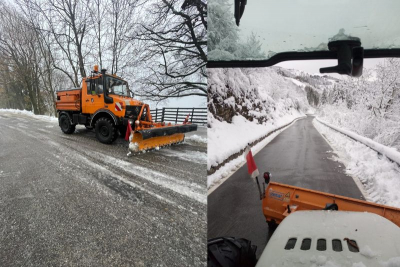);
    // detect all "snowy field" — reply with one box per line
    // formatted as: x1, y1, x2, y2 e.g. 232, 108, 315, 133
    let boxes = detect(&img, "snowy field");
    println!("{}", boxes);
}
314, 119, 400, 208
